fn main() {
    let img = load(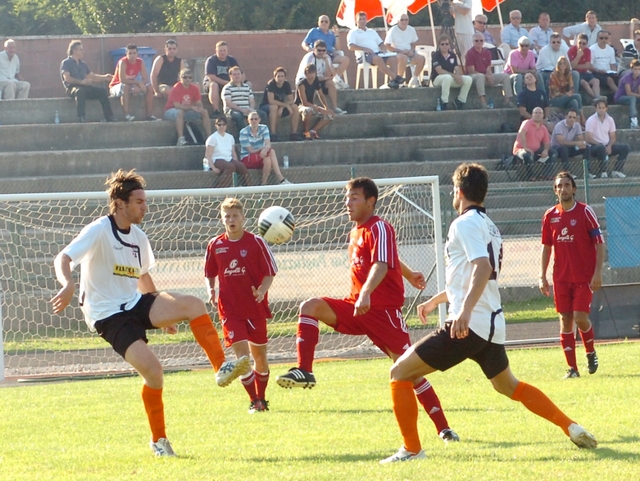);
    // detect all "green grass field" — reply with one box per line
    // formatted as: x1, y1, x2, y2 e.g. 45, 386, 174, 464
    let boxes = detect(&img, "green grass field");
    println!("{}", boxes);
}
2, 341, 638, 481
